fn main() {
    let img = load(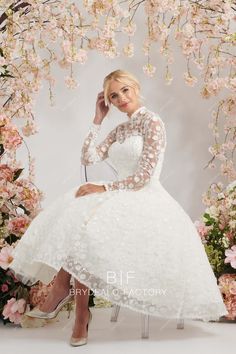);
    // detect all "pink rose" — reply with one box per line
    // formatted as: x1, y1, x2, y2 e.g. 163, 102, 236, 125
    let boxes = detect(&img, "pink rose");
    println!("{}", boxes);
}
1, 284, 9, 292
0, 246, 14, 270
8, 215, 30, 236
2, 298, 26, 324
229, 281, 236, 296
29, 277, 56, 307
225, 245, 236, 269
224, 295, 236, 320
218, 274, 236, 296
